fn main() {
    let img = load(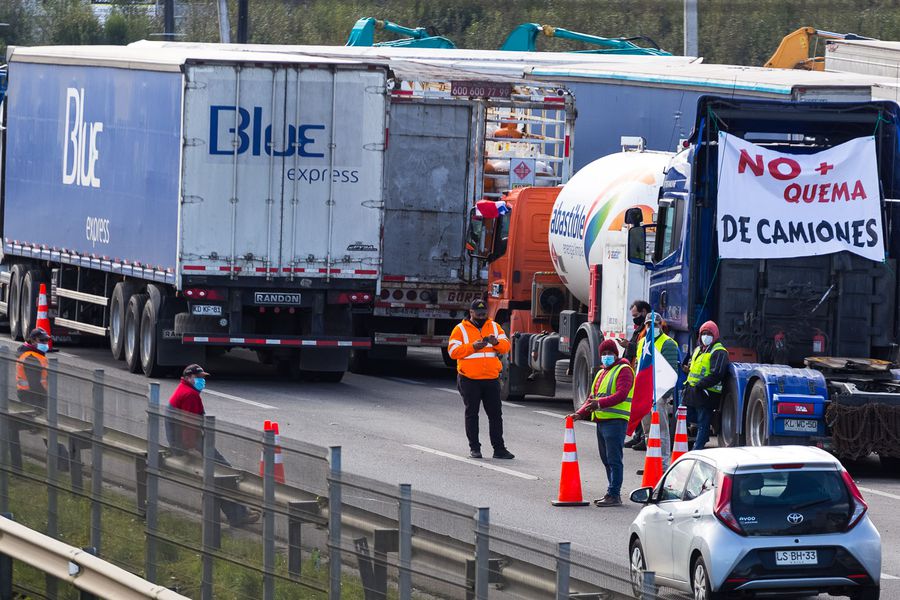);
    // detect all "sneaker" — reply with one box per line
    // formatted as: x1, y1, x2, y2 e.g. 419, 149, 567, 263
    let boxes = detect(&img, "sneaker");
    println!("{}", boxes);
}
624, 436, 642, 449
231, 509, 261, 527
469, 449, 483, 459
593, 495, 622, 507
492, 450, 515, 459
631, 440, 647, 451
